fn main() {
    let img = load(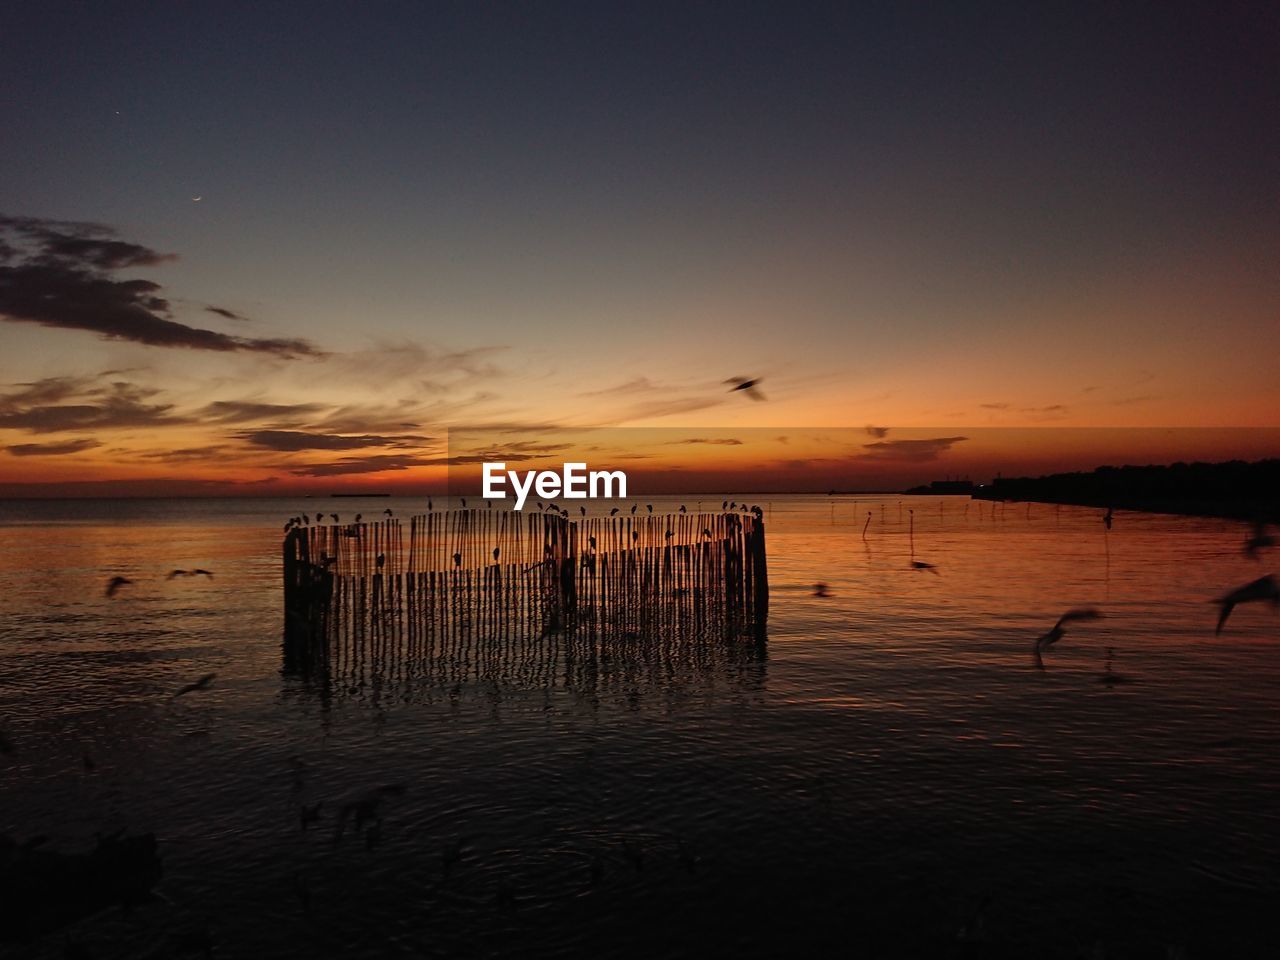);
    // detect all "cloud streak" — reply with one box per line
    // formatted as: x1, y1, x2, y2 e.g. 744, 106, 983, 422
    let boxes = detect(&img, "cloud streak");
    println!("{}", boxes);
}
237, 430, 432, 452
857, 436, 969, 462
6, 438, 101, 456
